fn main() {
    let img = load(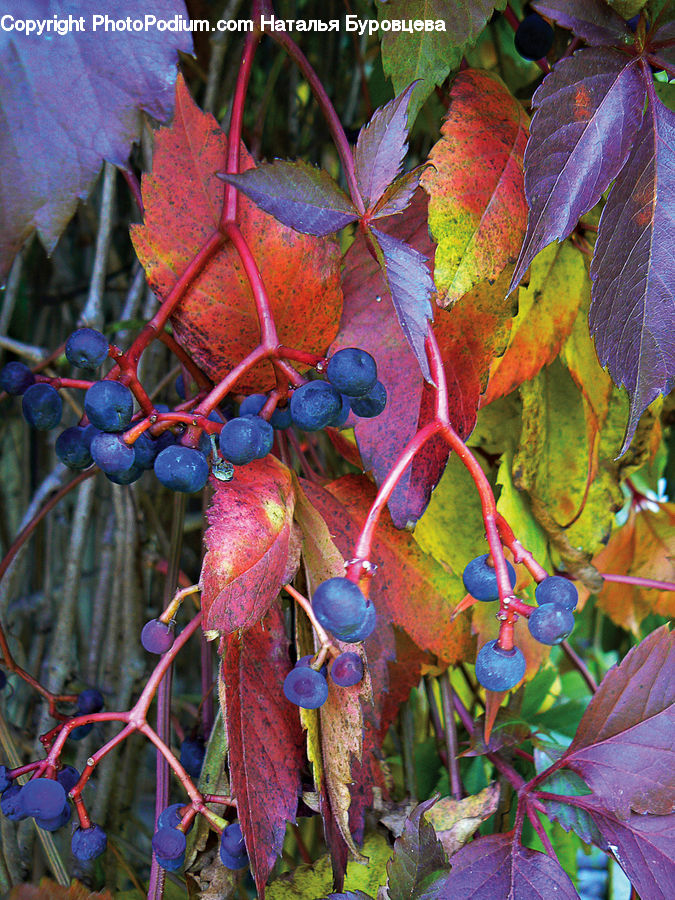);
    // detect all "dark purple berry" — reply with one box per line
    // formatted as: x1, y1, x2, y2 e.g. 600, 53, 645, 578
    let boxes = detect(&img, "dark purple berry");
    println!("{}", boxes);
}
0, 361, 35, 395
77, 689, 104, 715
180, 737, 206, 778
312, 578, 369, 641
36, 801, 72, 831
1, 783, 27, 820
219, 416, 272, 465
528, 603, 575, 645
535, 576, 578, 610
141, 619, 174, 654
72, 823, 107, 861
84, 380, 134, 432
21, 777, 67, 819
475, 640, 526, 691
70, 723, 93, 740
90, 431, 135, 474
349, 381, 387, 418
152, 826, 186, 868
283, 667, 328, 709
331, 652, 364, 687
326, 348, 377, 397
154, 445, 210, 493
158, 802, 193, 832
0, 765, 12, 793
56, 766, 80, 794
462, 554, 517, 602
55, 426, 94, 469
290, 381, 342, 431
65, 328, 109, 369
344, 601, 376, 642
220, 822, 248, 868
514, 13, 554, 61
22, 383, 62, 431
